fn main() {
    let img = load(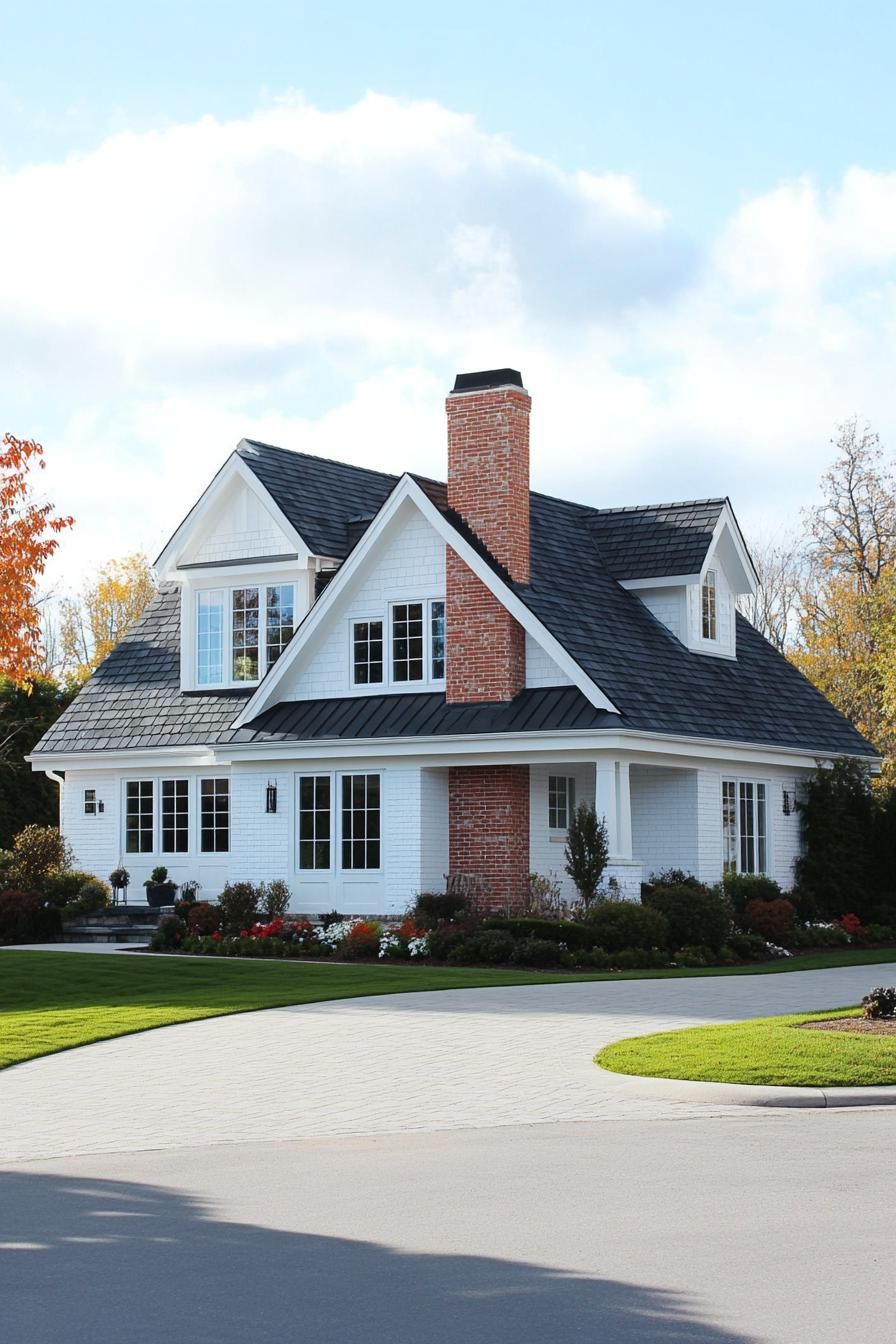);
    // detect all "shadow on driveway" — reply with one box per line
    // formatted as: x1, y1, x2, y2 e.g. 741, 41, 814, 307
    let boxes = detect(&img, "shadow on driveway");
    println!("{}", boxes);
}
0, 1171, 756, 1344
